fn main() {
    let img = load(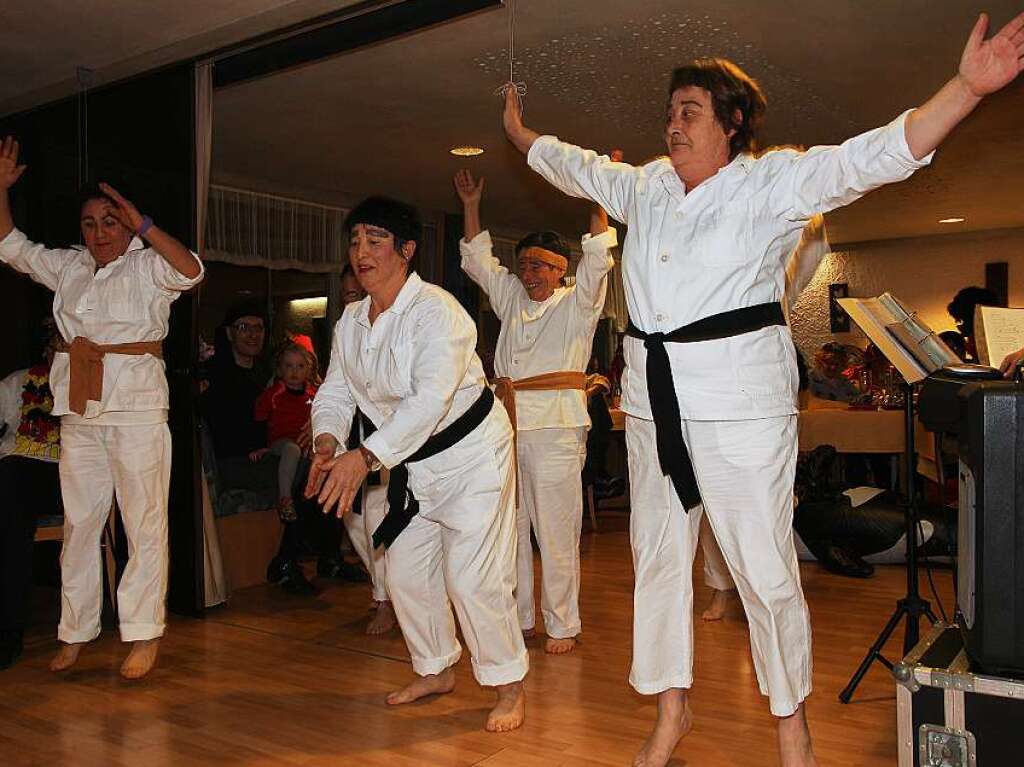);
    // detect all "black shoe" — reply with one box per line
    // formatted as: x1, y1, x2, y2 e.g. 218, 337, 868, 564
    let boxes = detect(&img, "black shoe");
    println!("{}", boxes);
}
819, 545, 875, 578
317, 556, 369, 583
0, 630, 24, 670
279, 560, 318, 595
266, 555, 287, 584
